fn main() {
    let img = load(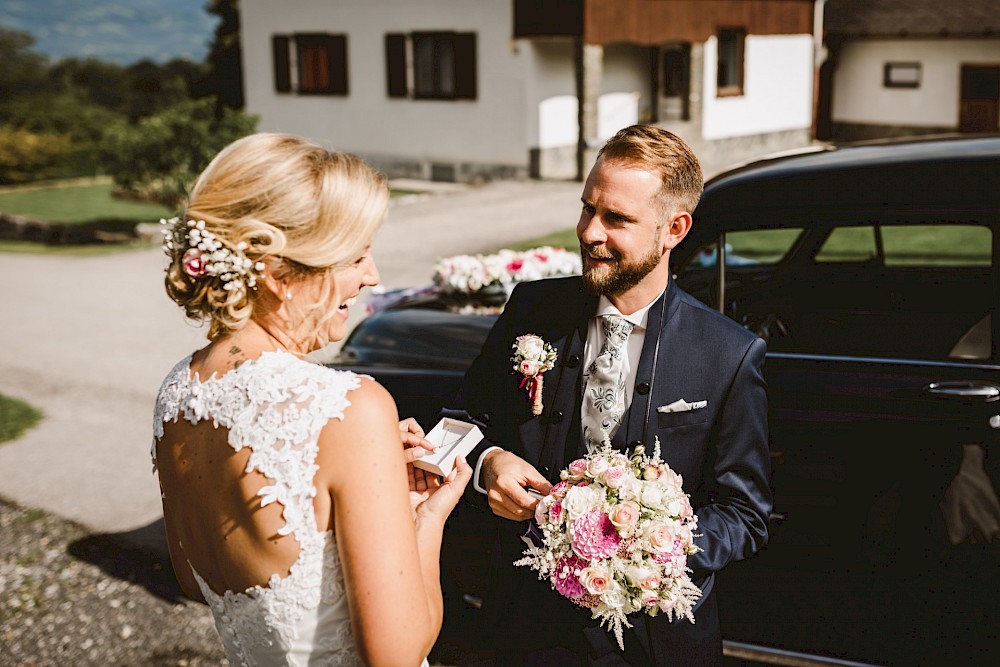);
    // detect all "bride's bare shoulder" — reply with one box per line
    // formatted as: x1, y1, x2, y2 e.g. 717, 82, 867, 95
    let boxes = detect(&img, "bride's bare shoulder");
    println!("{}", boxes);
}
318, 375, 401, 457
